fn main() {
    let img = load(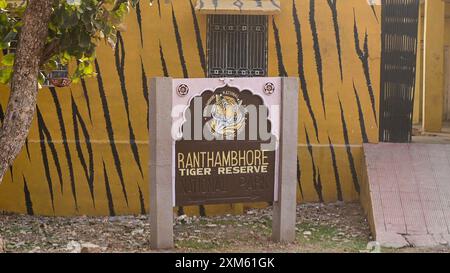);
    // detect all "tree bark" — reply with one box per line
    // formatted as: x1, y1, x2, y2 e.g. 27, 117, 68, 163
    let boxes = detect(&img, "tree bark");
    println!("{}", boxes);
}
0, 0, 54, 182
